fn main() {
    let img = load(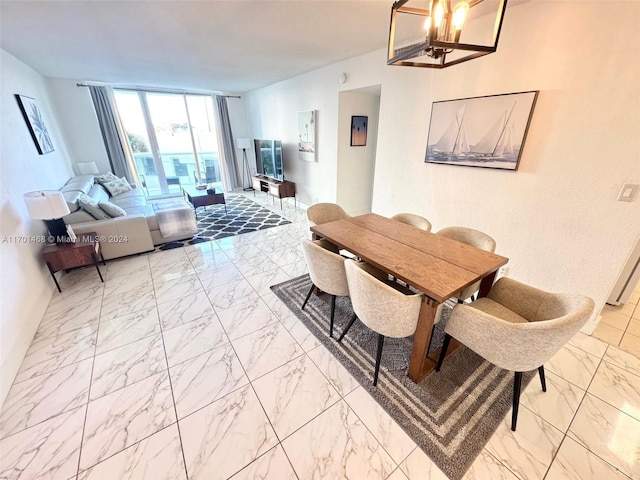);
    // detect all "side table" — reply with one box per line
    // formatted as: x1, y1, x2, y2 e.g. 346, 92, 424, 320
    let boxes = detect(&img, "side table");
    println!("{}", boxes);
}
41, 231, 105, 293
